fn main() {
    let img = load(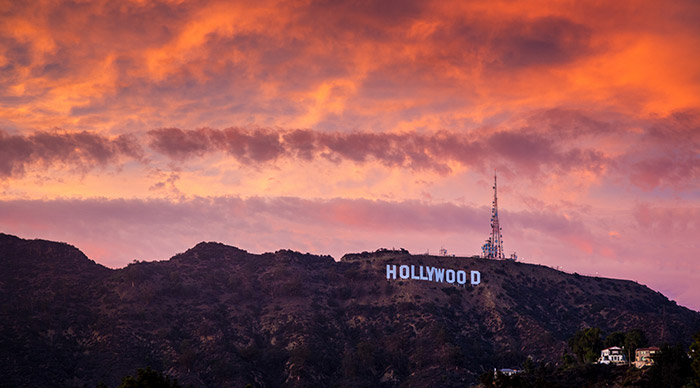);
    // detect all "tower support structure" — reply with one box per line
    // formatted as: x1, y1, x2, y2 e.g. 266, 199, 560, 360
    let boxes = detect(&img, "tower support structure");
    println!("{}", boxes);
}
482, 173, 505, 259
